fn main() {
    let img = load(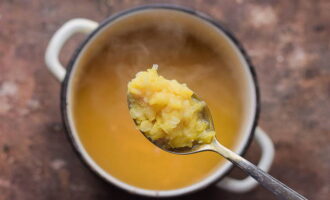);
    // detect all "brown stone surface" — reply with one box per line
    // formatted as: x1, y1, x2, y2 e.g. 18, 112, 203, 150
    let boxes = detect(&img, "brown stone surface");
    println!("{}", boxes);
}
0, 0, 329, 199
